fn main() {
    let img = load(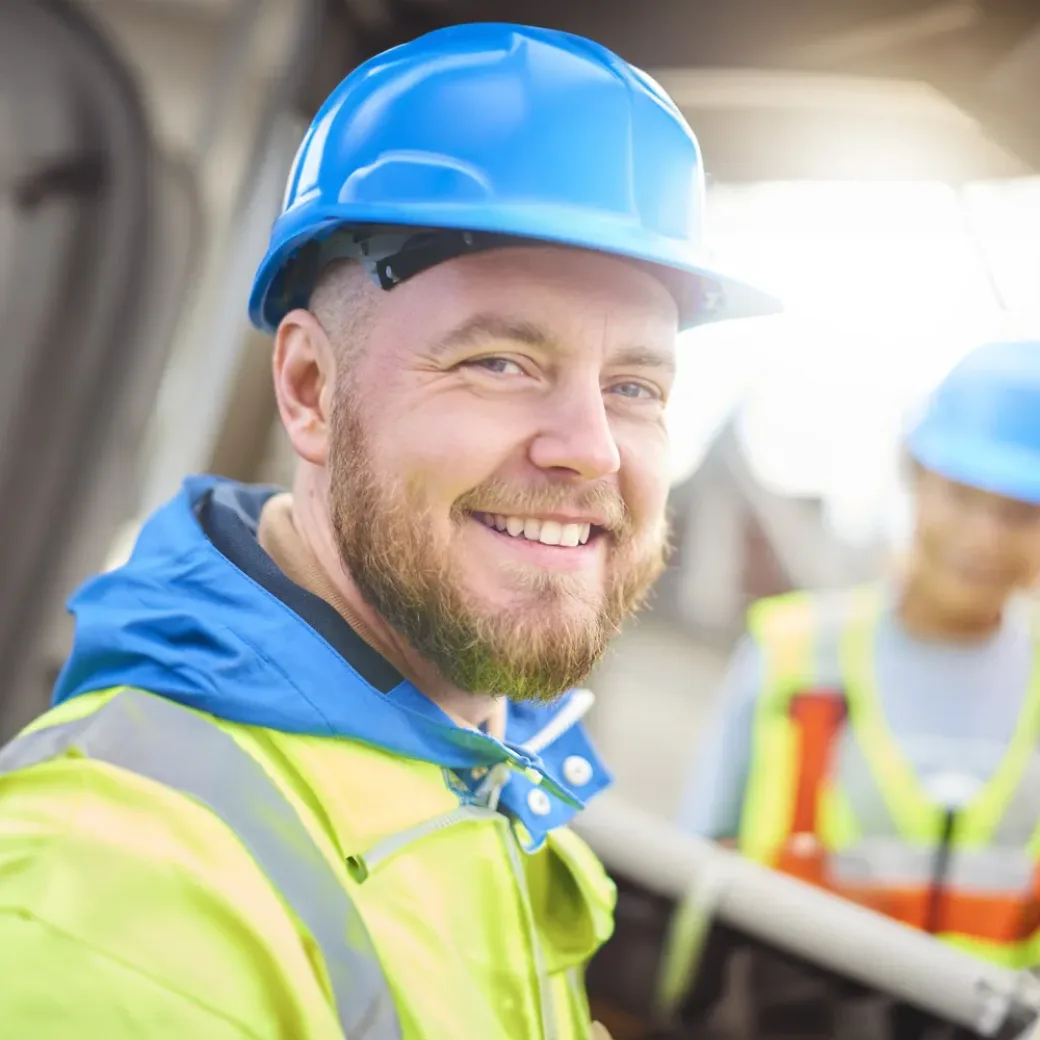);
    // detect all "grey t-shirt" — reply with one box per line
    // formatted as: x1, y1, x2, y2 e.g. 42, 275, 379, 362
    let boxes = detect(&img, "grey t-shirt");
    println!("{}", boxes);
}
678, 597, 1036, 838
